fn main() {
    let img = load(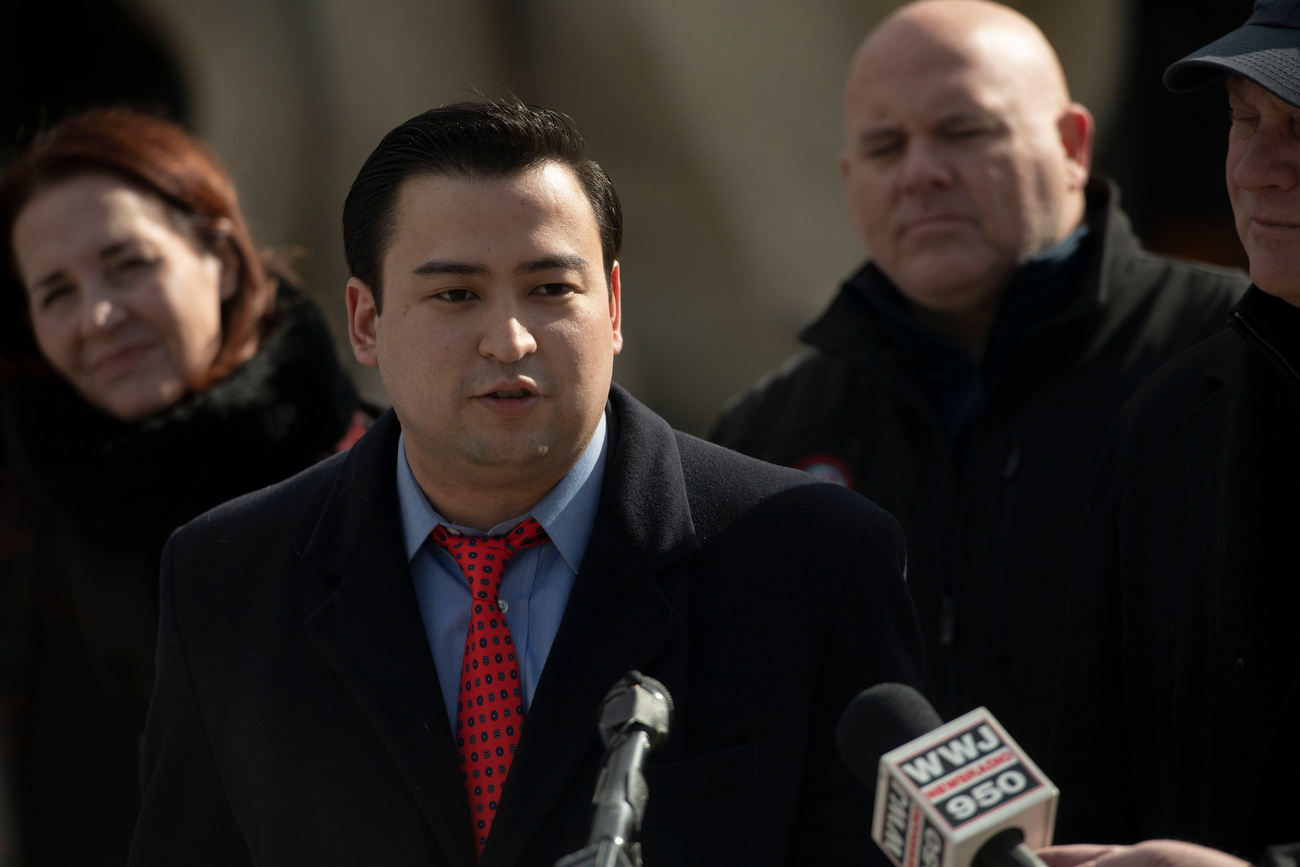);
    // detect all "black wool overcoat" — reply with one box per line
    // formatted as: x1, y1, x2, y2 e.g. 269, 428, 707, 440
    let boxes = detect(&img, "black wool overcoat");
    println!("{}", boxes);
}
127, 384, 923, 867
1051, 287, 1300, 860
709, 179, 1249, 764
